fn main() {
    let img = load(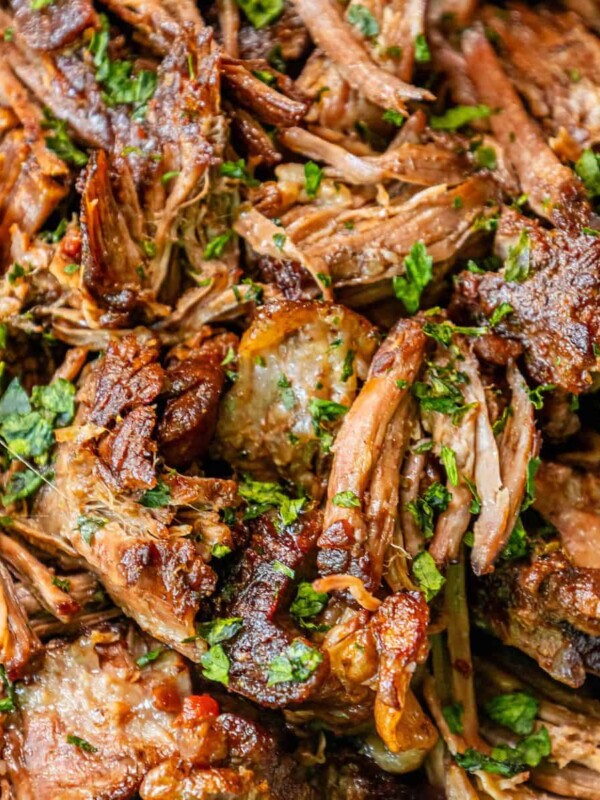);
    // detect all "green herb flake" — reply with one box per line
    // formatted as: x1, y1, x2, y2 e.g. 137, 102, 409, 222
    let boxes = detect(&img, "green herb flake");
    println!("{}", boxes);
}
211, 543, 232, 558
220, 158, 260, 187
455, 727, 550, 777
414, 33, 431, 62
528, 383, 555, 410
2, 469, 44, 505
290, 583, 328, 626
484, 691, 539, 735
239, 476, 305, 528
575, 149, 600, 198
406, 481, 451, 539
475, 145, 497, 170
332, 490, 360, 508
430, 104, 491, 131
412, 550, 445, 602
234, 0, 284, 29
505, 229, 531, 282
197, 617, 243, 645
382, 109, 405, 127
136, 648, 163, 668
3, 27, 14, 41
267, 639, 323, 686
442, 702, 464, 734
76, 515, 107, 544
441, 445, 459, 486
392, 242, 433, 315
522, 457, 540, 511
0, 665, 17, 713
42, 109, 88, 167
490, 302, 513, 327
347, 4, 379, 37
501, 517, 529, 561
204, 231, 233, 260
341, 350, 355, 382
64, 263, 80, 275
140, 480, 171, 508
272, 560, 295, 578
66, 734, 98, 754
52, 575, 71, 592
273, 232, 286, 250
304, 161, 324, 198
201, 644, 230, 685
